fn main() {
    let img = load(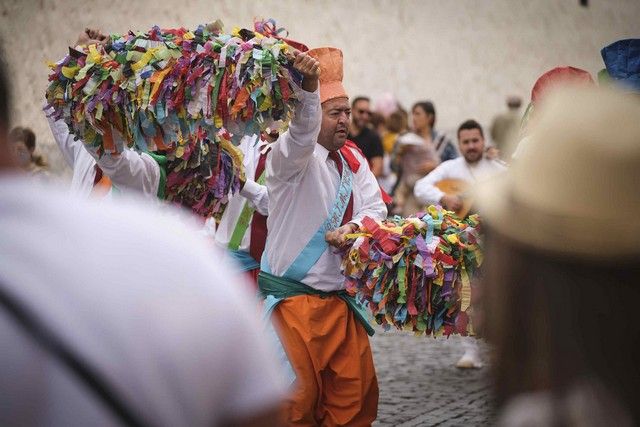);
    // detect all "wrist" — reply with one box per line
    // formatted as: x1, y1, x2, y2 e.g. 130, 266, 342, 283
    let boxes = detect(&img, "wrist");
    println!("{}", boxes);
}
301, 77, 319, 93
